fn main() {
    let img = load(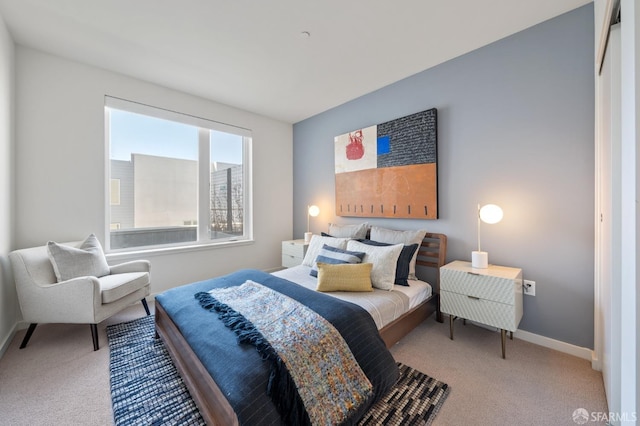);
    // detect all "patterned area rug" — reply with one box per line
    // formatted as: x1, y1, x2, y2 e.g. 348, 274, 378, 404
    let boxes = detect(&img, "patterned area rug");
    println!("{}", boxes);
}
108, 315, 450, 426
